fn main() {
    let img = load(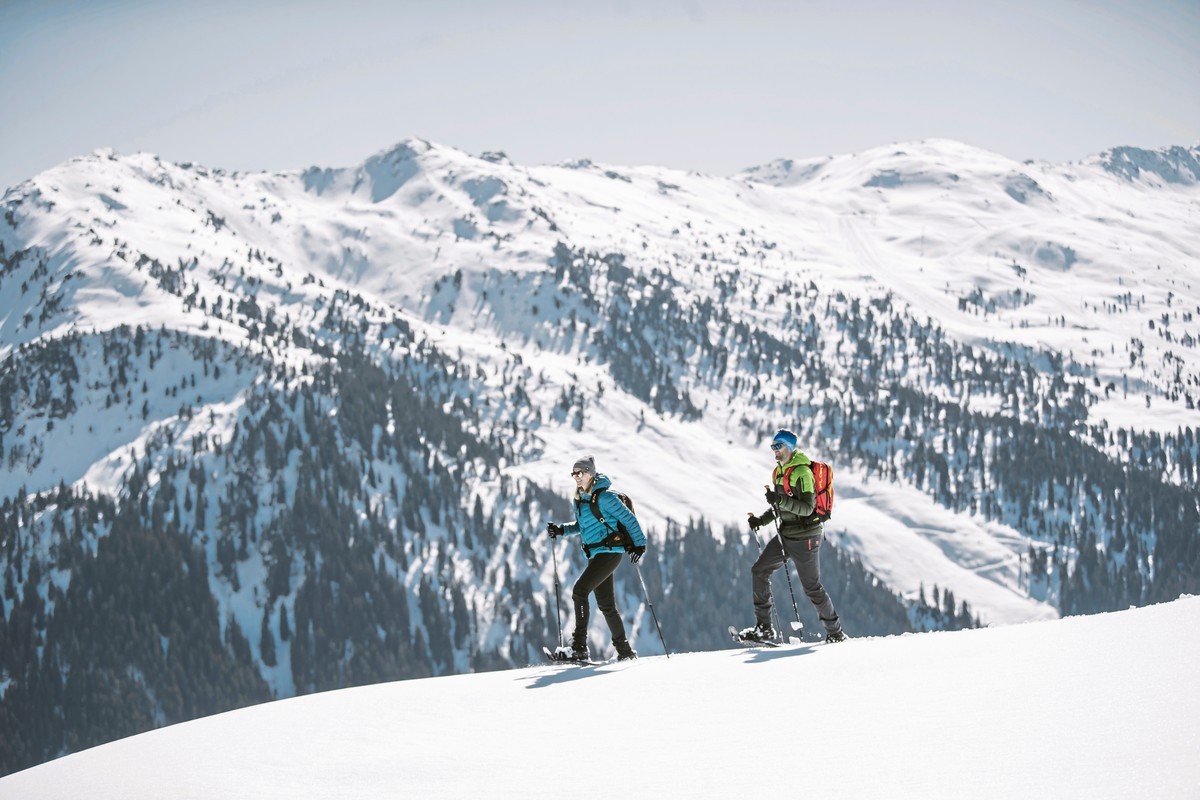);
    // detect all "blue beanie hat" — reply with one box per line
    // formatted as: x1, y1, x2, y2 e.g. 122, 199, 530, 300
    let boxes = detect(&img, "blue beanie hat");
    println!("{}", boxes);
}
771, 429, 798, 450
